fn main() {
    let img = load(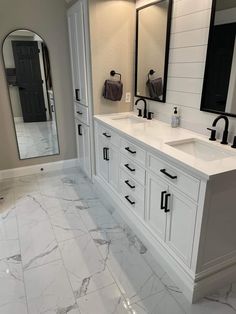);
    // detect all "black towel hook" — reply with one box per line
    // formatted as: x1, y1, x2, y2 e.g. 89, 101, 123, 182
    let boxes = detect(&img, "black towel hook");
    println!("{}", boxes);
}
148, 69, 155, 80
110, 70, 122, 81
